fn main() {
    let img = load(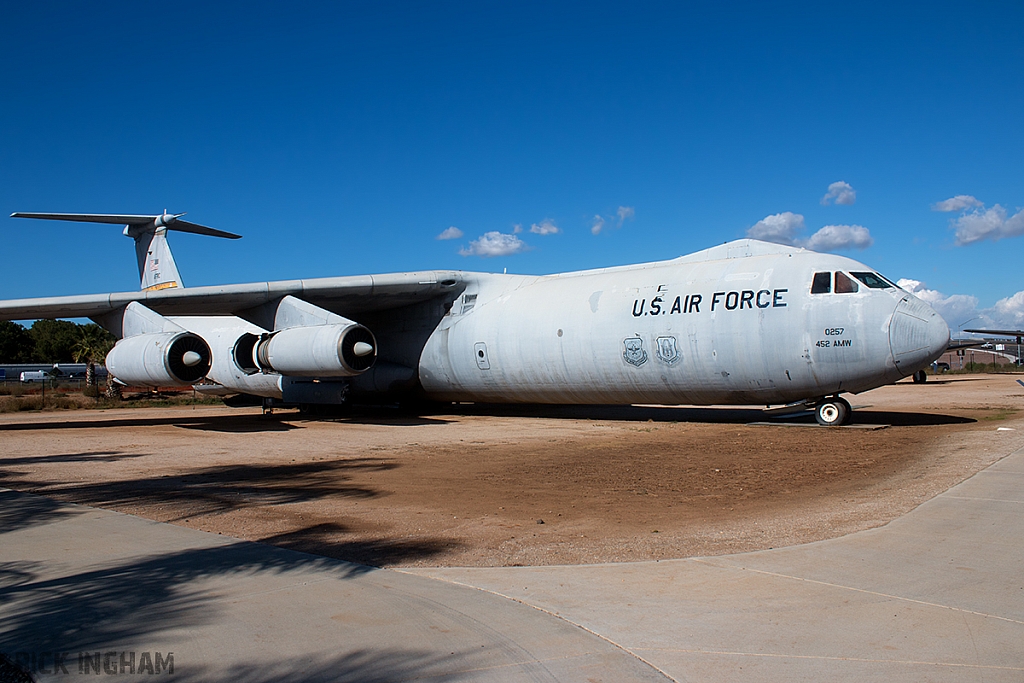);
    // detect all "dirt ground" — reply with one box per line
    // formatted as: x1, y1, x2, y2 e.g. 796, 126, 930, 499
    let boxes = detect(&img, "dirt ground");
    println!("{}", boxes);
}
1, 375, 1023, 568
